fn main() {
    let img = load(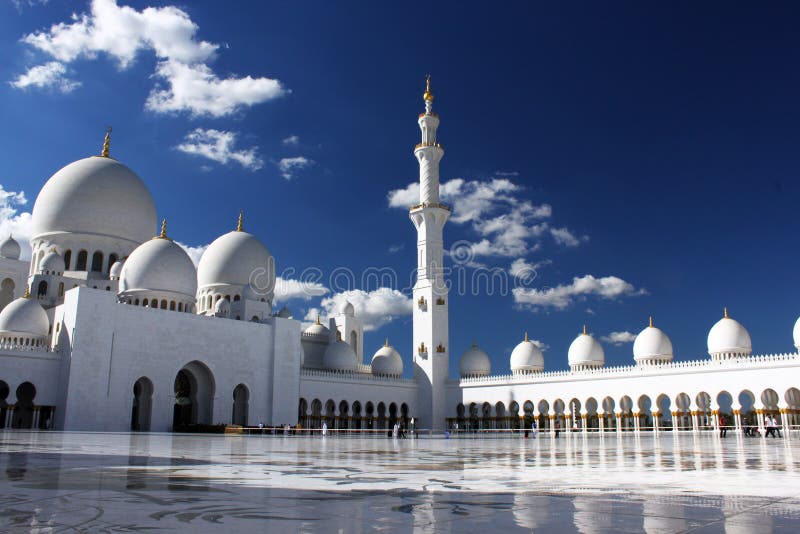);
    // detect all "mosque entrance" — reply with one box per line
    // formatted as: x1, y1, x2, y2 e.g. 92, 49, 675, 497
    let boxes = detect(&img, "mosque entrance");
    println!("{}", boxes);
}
12, 382, 36, 429
172, 361, 215, 430
130, 377, 153, 431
